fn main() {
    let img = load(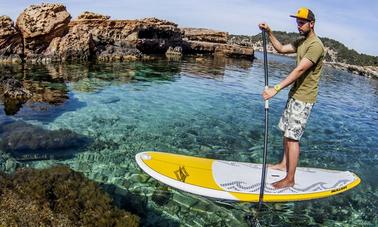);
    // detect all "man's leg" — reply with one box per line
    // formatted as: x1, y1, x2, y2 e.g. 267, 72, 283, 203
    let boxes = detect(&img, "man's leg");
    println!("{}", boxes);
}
272, 138, 299, 189
270, 137, 288, 171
